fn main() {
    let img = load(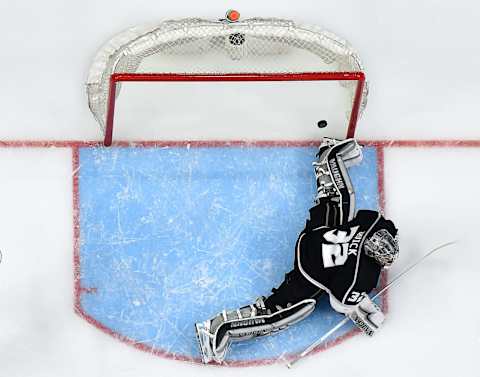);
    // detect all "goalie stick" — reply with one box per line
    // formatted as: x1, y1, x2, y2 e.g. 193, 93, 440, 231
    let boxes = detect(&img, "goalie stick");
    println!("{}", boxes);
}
286, 241, 456, 368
